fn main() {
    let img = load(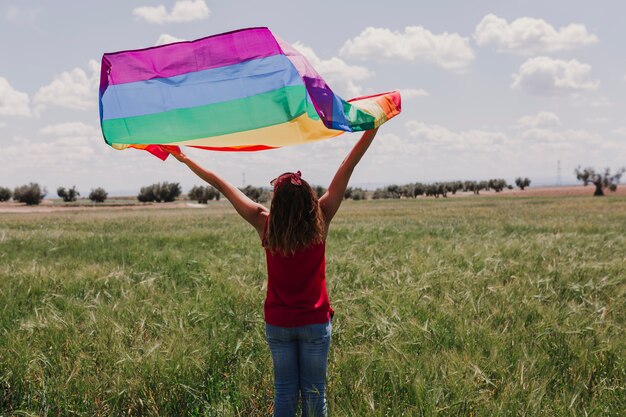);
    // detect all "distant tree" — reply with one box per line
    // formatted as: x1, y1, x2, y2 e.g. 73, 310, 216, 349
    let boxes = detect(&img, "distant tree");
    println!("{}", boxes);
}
425, 183, 447, 198
398, 183, 425, 198
372, 188, 385, 199
57, 186, 80, 202
13, 183, 47, 205
372, 185, 403, 199
313, 185, 327, 198
188, 185, 219, 204
399, 185, 410, 198
575, 166, 625, 196
137, 182, 182, 202
386, 184, 401, 198
89, 187, 108, 203
160, 182, 182, 202
345, 186, 369, 200
412, 183, 425, 198
515, 177, 531, 190
240, 185, 269, 203
0, 187, 11, 202
444, 181, 463, 195
488, 178, 508, 192
477, 181, 489, 195
574, 166, 592, 186
137, 185, 156, 202
463, 181, 476, 194
350, 187, 367, 200
189, 185, 204, 203
437, 183, 448, 198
